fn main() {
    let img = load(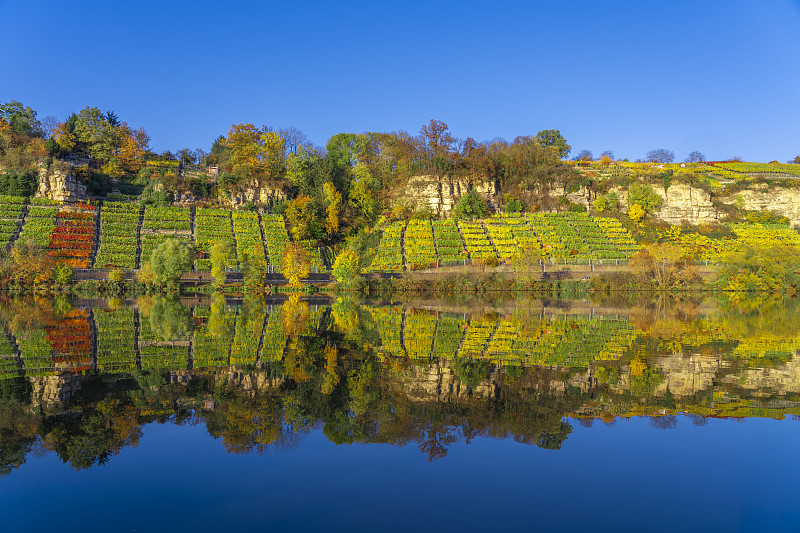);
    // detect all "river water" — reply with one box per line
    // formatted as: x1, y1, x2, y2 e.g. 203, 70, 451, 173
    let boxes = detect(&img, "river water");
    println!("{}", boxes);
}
0, 294, 798, 531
